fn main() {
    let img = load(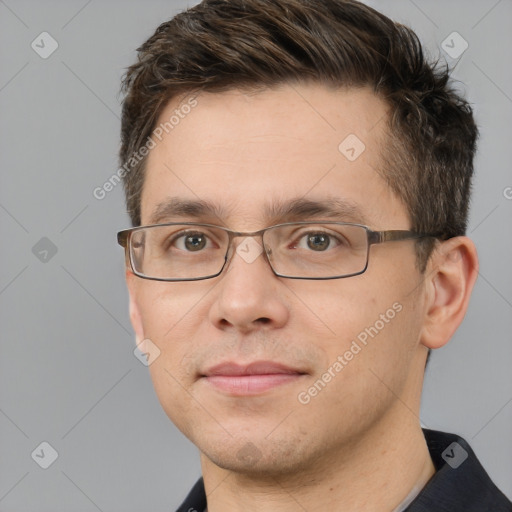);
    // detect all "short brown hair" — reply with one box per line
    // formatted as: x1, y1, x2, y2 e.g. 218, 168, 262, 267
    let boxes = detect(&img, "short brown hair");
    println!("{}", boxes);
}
119, 0, 478, 270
